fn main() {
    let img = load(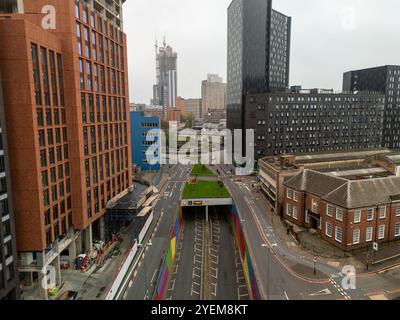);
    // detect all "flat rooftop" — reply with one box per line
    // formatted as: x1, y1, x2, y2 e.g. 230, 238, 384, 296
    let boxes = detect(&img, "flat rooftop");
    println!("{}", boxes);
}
260, 148, 393, 170
319, 166, 394, 181
108, 182, 149, 211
